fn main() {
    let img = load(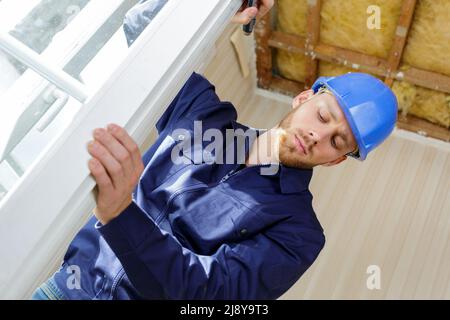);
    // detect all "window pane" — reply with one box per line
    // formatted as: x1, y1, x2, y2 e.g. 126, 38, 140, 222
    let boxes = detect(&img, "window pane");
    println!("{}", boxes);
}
1, 0, 91, 77
0, 0, 168, 203
0, 0, 168, 84
8, 0, 90, 54
0, 48, 85, 202
0, 46, 21, 95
